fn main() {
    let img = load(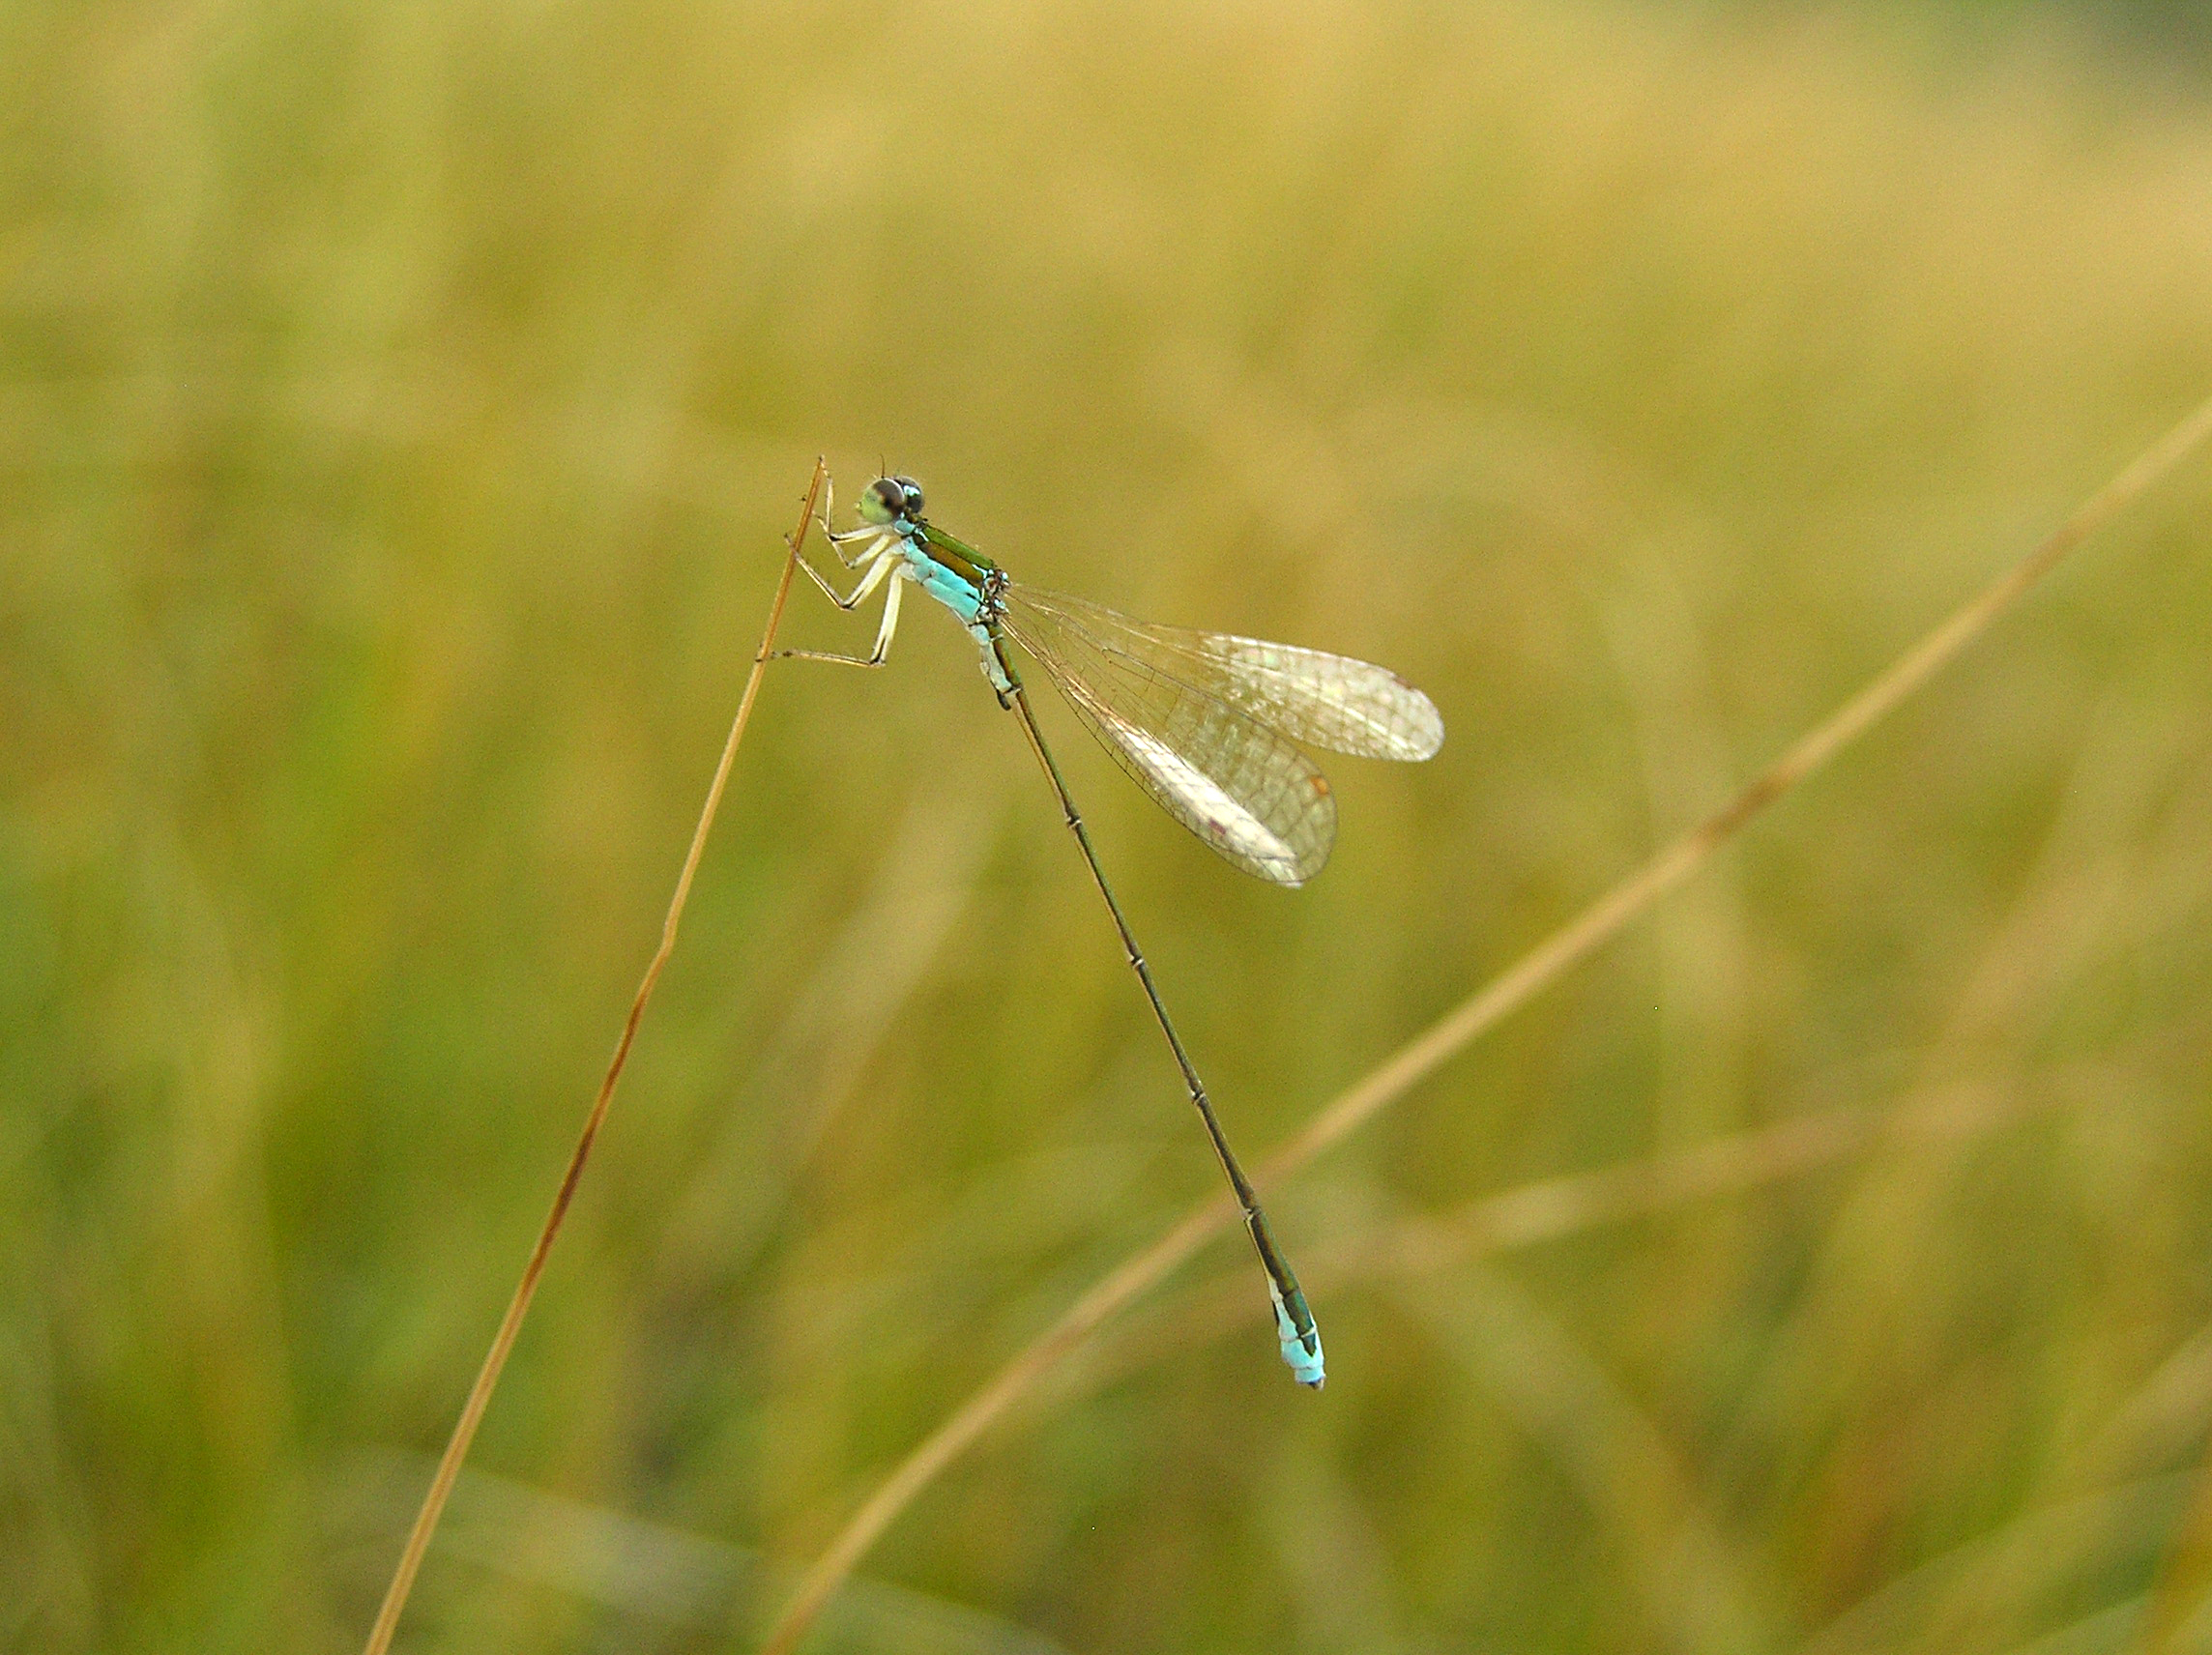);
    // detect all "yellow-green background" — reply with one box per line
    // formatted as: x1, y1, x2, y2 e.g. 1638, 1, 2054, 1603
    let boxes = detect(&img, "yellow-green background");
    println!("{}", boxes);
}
9, 0, 2212, 1649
